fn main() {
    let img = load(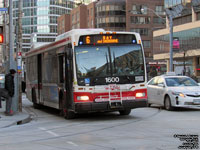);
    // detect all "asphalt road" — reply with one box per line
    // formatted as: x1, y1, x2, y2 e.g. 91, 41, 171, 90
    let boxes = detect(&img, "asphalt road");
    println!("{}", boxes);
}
0, 100, 199, 150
